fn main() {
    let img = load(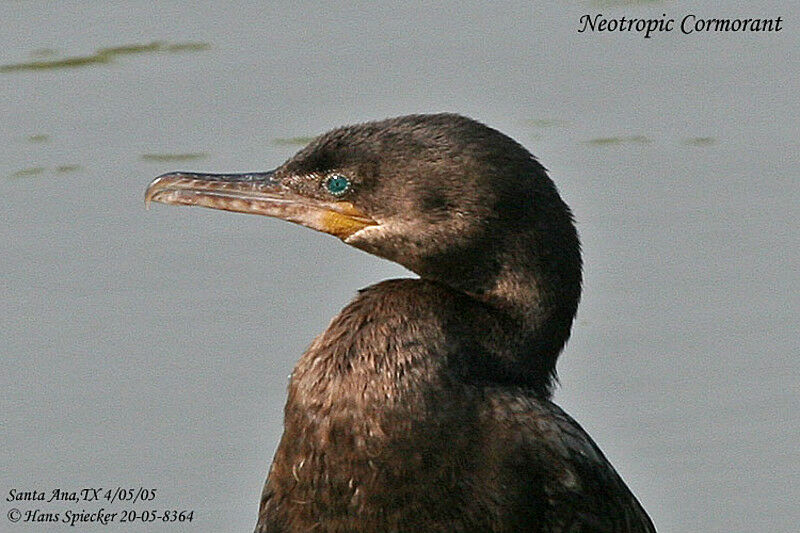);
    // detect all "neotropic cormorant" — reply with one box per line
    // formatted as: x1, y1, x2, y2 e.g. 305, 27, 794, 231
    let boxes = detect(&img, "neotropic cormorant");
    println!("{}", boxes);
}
145, 113, 656, 532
